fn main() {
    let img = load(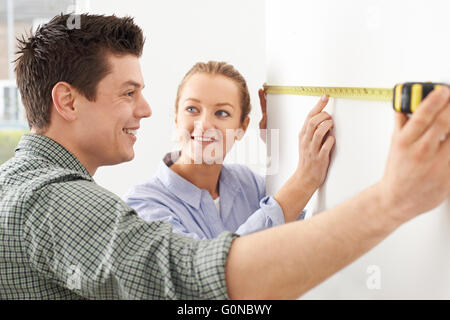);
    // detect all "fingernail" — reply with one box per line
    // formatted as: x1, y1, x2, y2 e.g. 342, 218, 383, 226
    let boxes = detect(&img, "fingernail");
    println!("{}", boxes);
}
321, 94, 328, 102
